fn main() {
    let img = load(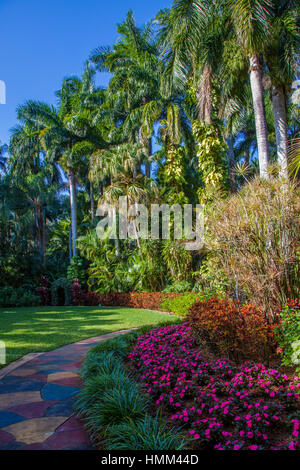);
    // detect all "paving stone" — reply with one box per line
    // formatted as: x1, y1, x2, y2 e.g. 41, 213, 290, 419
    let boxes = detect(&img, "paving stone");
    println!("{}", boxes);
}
44, 398, 75, 417
26, 374, 48, 382
56, 415, 83, 432
45, 429, 91, 450
0, 391, 42, 409
23, 442, 50, 450
10, 368, 38, 377
52, 377, 80, 387
47, 371, 78, 382
7, 401, 57, 419
41, 384, 79, 401
0, 430, 16, 442
0, 441, 25, 450
0, 379, 44, 394
2, 416, 68, 444
0, 411, 24, 428
34, 367, 63, 373
0, 330, 130, 450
